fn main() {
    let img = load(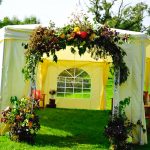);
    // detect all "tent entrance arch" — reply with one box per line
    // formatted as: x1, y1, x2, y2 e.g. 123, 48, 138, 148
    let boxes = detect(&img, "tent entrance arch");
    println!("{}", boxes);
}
36, 56, 110, 110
